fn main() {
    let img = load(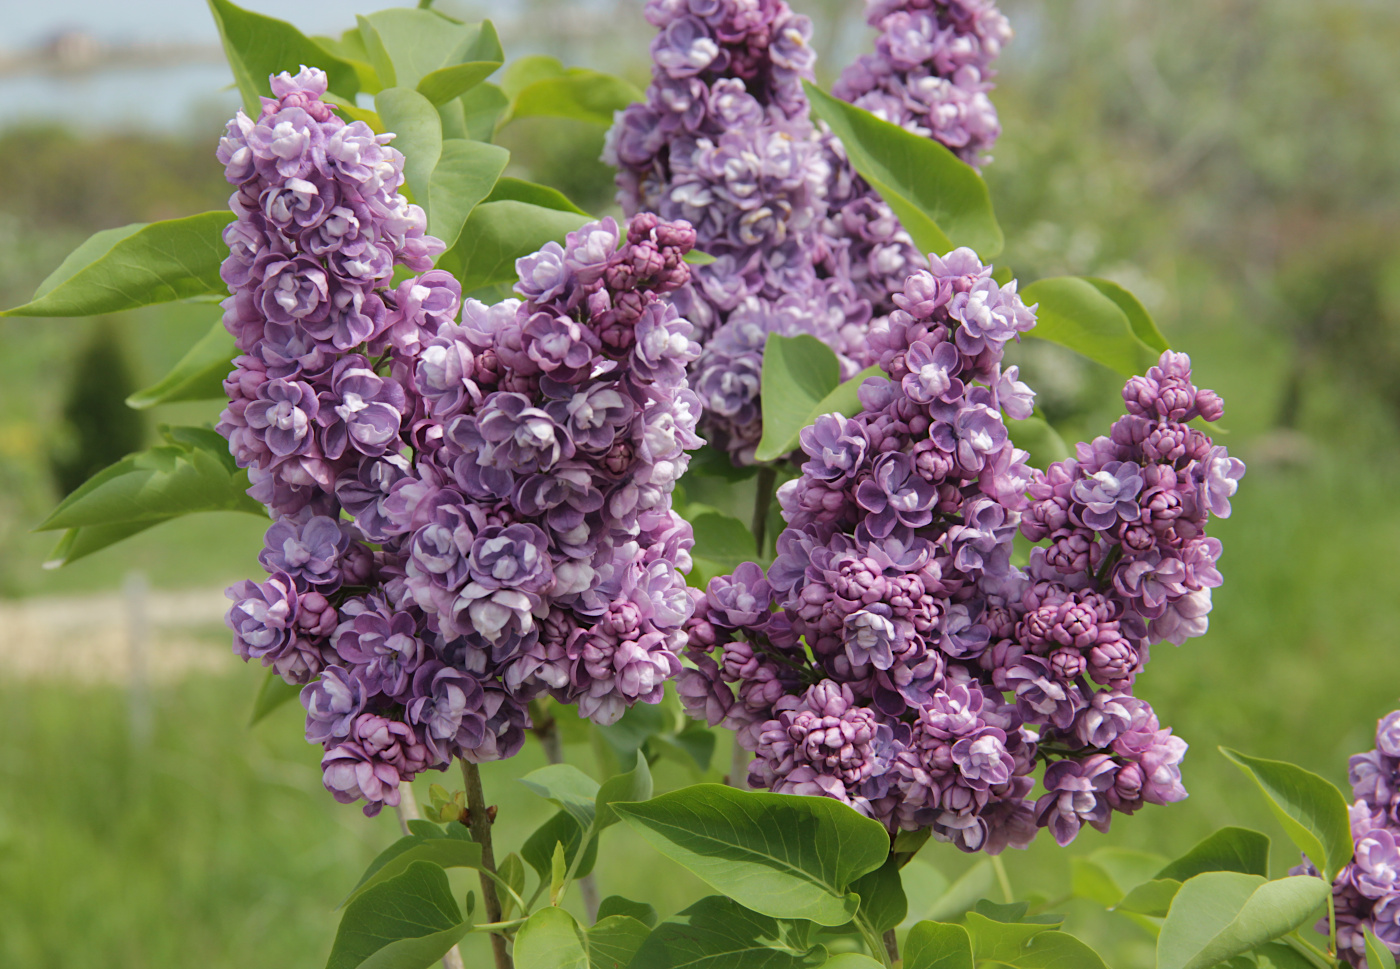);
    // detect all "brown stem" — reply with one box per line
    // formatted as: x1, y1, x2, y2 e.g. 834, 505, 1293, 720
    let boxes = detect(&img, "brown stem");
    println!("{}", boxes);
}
462, 761, 512, 969
882, 927, 899, 964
